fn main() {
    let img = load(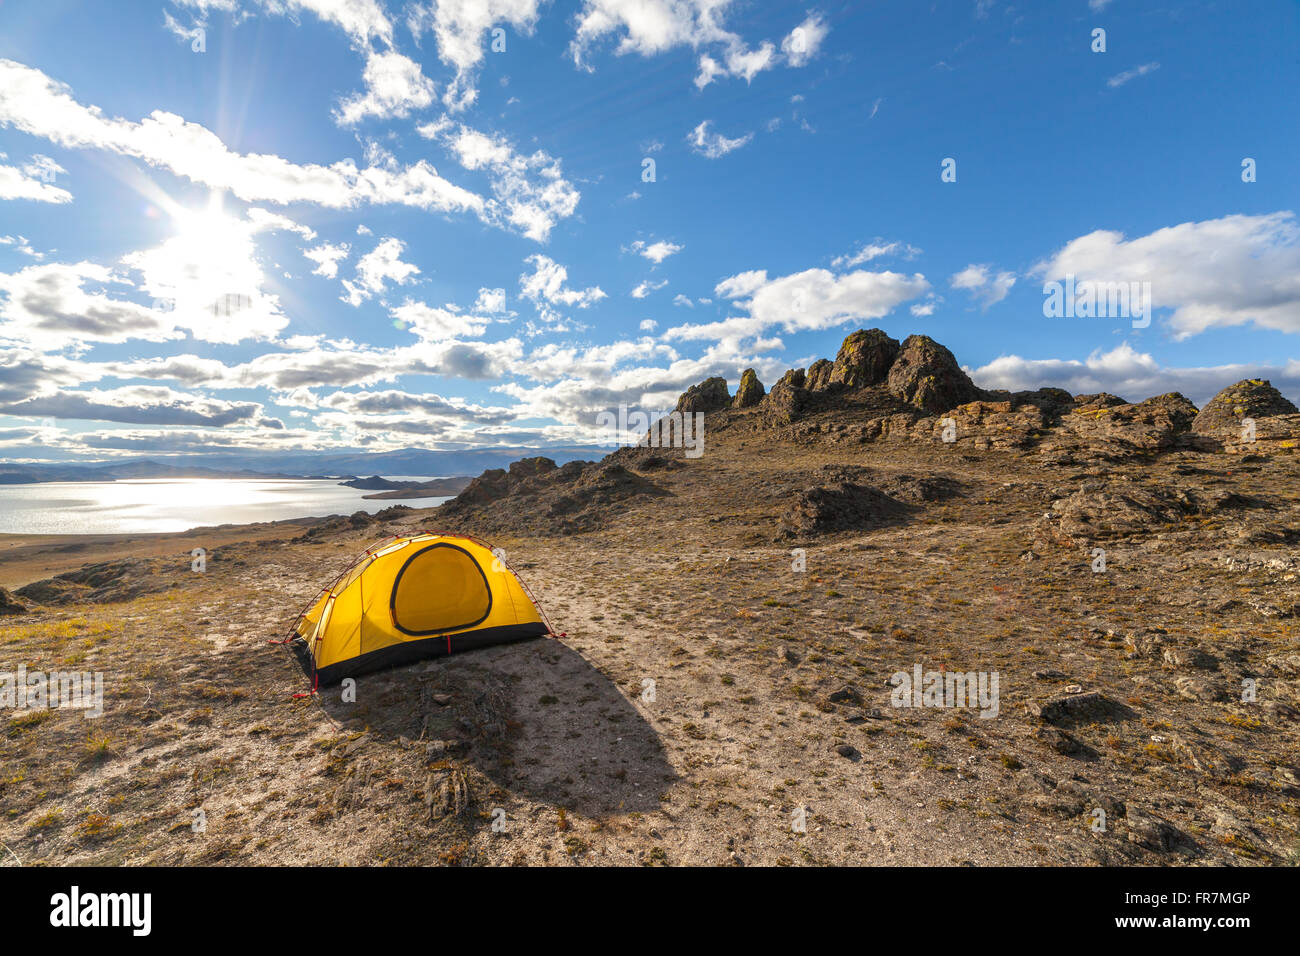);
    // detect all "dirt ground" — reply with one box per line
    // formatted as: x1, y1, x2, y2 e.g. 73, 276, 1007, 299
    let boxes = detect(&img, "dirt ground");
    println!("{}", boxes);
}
1, 415, 1298, 866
